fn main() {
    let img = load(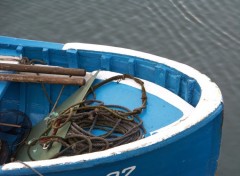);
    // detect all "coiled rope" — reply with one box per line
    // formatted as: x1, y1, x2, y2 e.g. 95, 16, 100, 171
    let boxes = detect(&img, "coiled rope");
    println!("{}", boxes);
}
28, 74, 147, 160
